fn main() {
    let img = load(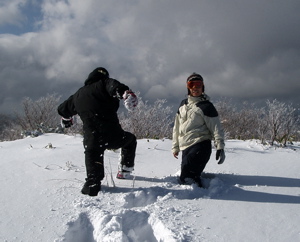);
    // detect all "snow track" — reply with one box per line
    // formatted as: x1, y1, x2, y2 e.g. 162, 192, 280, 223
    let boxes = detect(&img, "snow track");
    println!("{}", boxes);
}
59, 175, 225, 242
